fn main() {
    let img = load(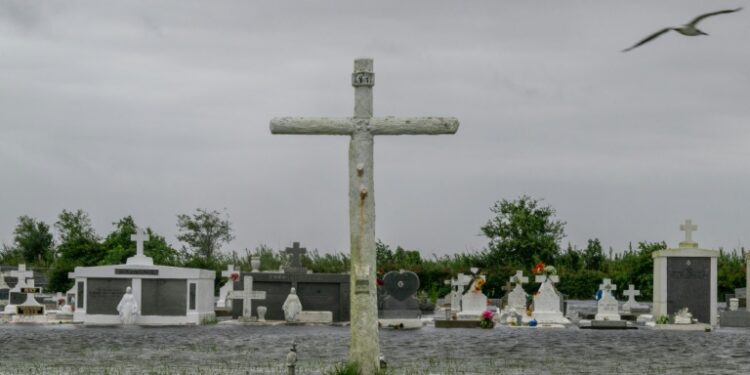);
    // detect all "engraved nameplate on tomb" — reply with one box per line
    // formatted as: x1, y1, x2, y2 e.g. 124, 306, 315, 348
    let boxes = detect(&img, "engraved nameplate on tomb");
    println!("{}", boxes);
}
17, 305, 44, 315
355, 279, 369, 294
115, 269, 159, 275
667, 257, 710, 324
87, 278, 132, 315
141, 279, 187, 316
20, 287, 41, 293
